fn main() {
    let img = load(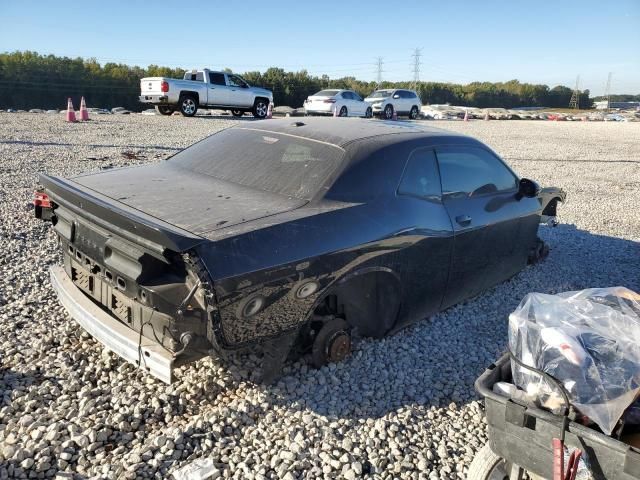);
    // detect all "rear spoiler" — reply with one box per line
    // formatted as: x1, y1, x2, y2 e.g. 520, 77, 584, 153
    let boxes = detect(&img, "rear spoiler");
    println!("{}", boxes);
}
39, 174, 205, 254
